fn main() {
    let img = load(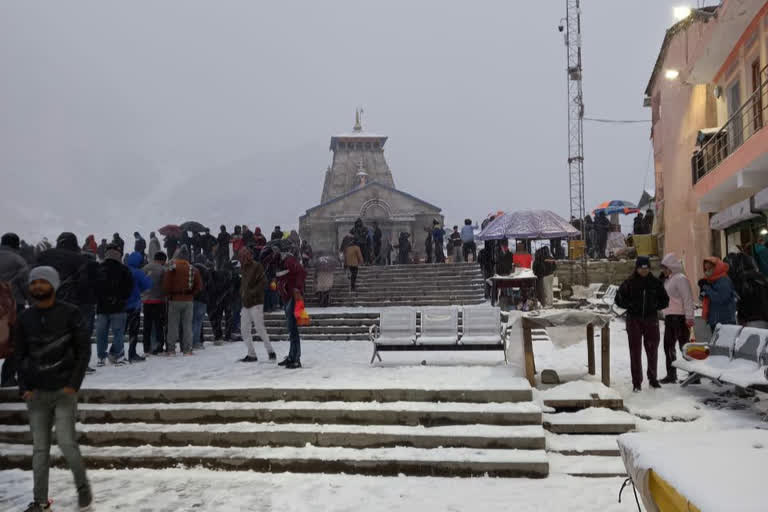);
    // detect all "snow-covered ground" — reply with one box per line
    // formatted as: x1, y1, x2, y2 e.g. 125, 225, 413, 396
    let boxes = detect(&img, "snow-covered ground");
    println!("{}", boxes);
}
2, 318, 767, 511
